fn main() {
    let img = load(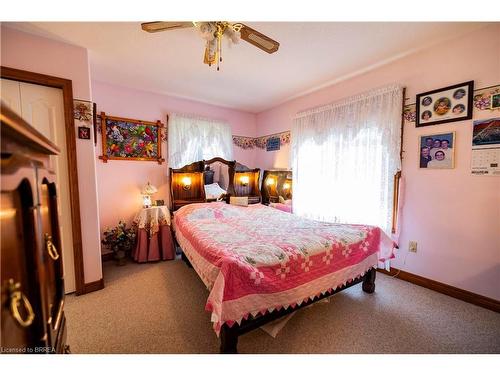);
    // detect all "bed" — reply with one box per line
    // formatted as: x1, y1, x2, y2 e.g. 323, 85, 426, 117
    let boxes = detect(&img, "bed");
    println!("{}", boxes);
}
171, 164, 395, 352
